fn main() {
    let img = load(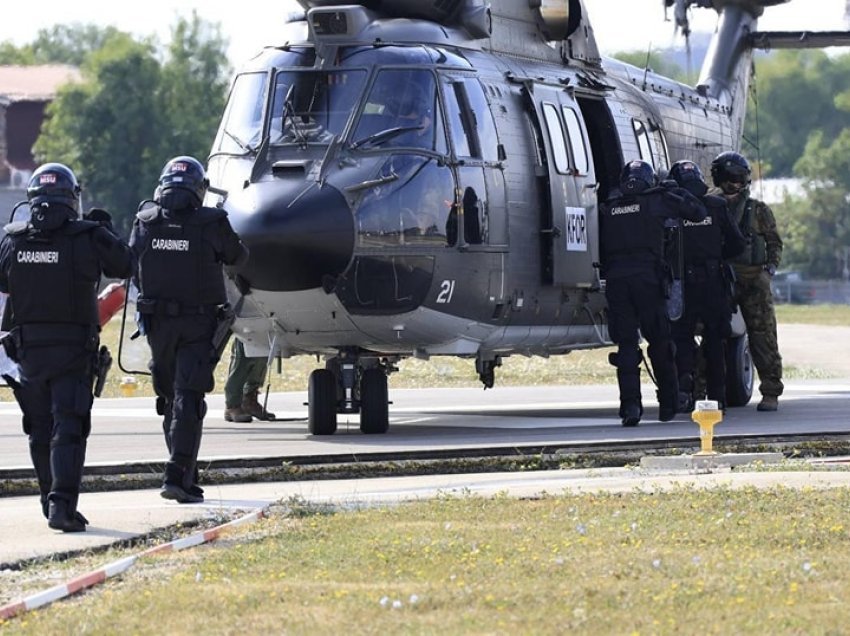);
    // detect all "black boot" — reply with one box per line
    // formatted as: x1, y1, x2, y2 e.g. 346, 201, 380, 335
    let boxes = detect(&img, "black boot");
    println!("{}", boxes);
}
161, 463, 204, 504
47, 498, 86, 533
620, 401, 642, 427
